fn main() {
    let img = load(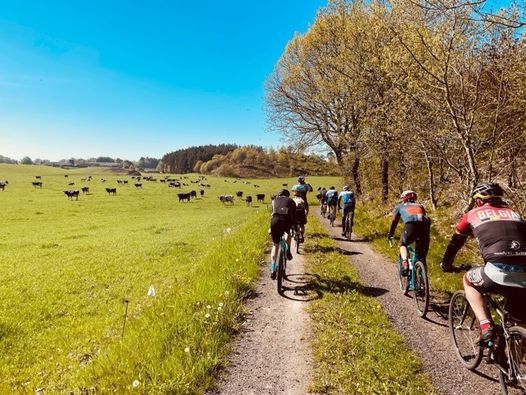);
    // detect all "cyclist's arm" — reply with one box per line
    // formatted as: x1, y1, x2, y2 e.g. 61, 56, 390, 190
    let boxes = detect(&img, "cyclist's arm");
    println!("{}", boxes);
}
388, 215, 400, 238
441, 213, 470, 271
